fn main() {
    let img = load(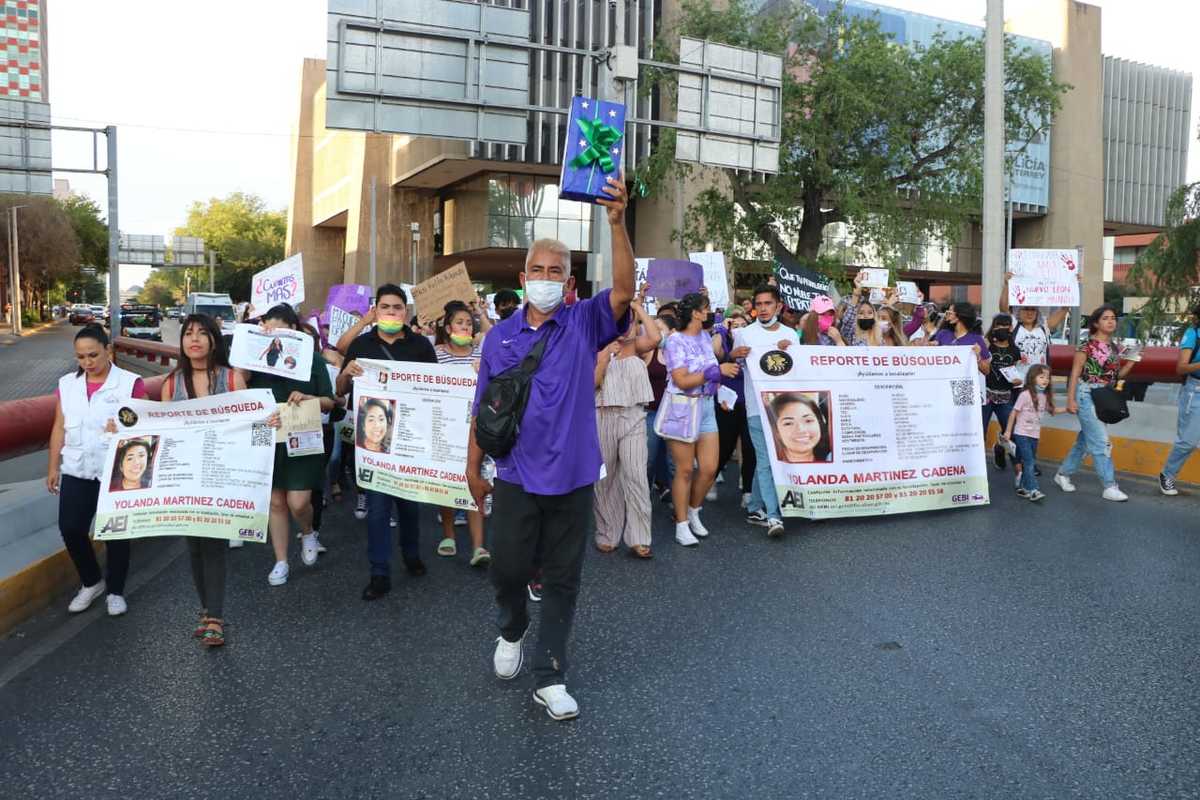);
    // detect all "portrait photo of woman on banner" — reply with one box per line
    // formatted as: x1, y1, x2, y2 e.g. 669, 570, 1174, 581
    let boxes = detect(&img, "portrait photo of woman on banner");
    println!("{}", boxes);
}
765, 392, 834, 464
356, 396, 395, 454
109, 436, 159, 492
